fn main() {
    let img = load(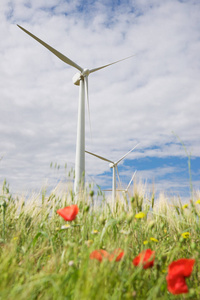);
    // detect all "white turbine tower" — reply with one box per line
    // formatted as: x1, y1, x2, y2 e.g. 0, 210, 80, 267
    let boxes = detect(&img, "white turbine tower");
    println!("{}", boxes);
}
86, 144, 139, 203
17, 25, 135, 194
